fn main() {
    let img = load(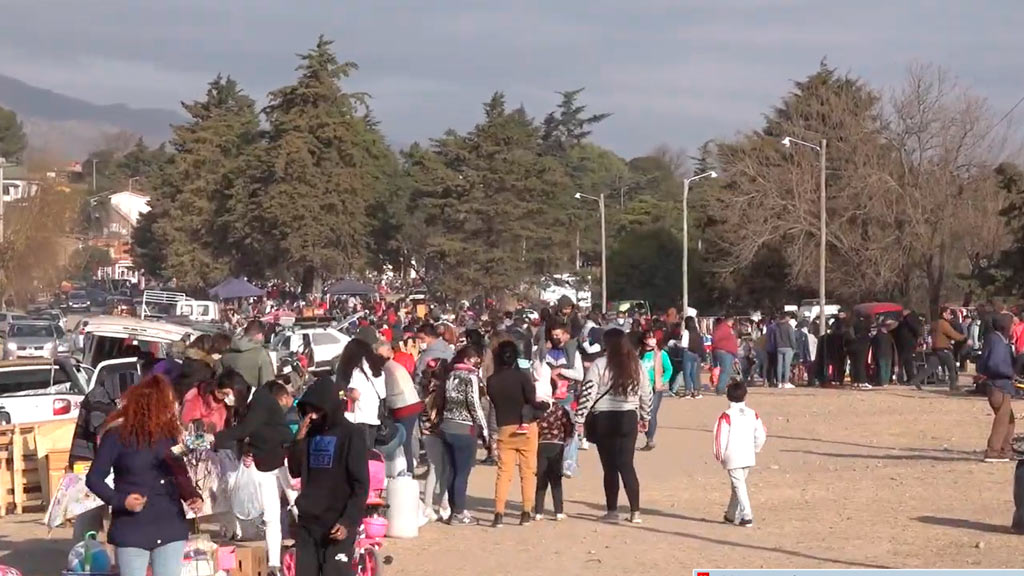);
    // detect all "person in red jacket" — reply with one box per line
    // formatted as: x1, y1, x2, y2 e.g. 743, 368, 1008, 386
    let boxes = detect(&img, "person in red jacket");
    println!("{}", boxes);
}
712, 316, 740, 395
